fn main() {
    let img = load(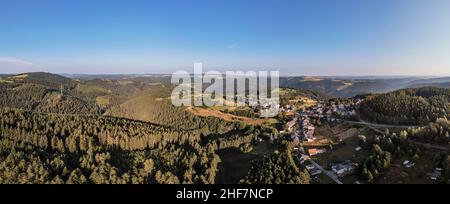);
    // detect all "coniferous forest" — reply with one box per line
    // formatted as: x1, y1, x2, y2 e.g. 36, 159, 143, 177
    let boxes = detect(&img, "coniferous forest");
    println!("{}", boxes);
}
0, 73, 302, 184
1, 73, 450, 184
359, 87, 450, 125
